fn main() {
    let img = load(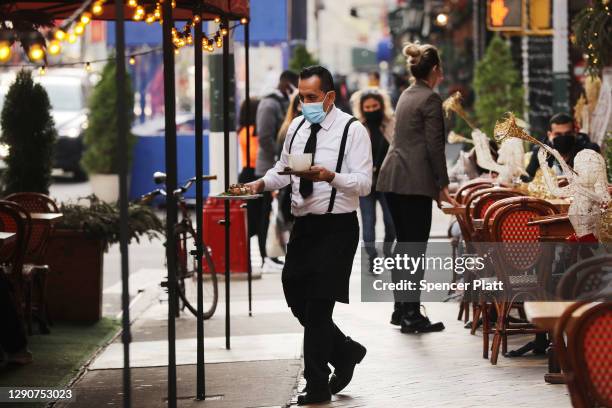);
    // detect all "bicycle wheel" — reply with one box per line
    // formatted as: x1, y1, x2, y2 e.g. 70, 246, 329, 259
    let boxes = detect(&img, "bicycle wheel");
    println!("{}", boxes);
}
175, 230, 218, 319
